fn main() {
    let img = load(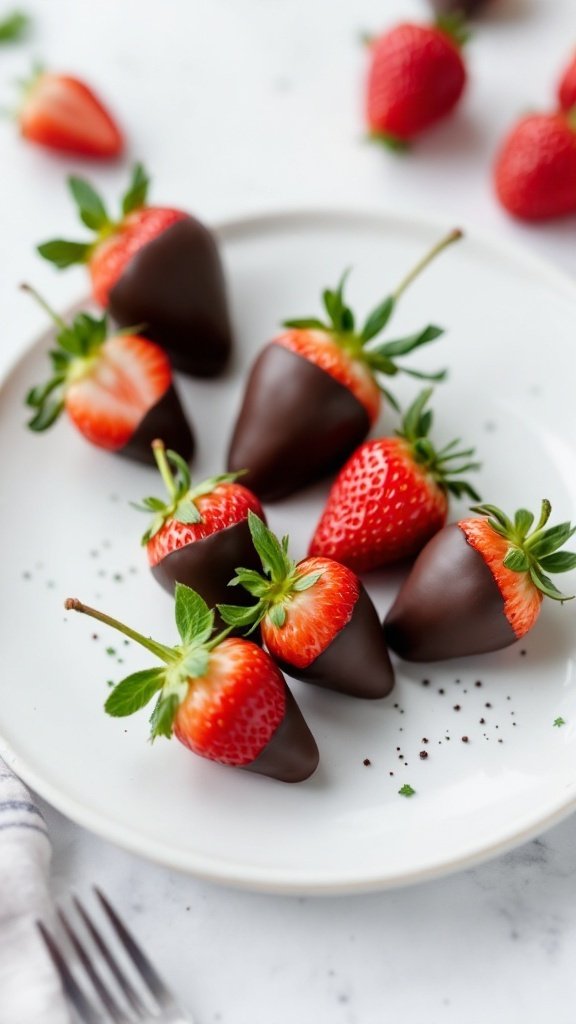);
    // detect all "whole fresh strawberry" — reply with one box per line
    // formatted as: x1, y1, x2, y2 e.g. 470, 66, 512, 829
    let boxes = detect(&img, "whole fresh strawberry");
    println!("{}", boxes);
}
218, 512, 394, 698
17, 67, 123, 158
558, 51, 576, 113
494, 113, 576, 220
137, 440, 265, 608
366, 18, 468, 147
309, 388, 480, 572
23, 286, 193, 465
228, 230, 461, 502
384, 500, 576, 661
65, 584, 319, 782
38, 165, 232, 377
